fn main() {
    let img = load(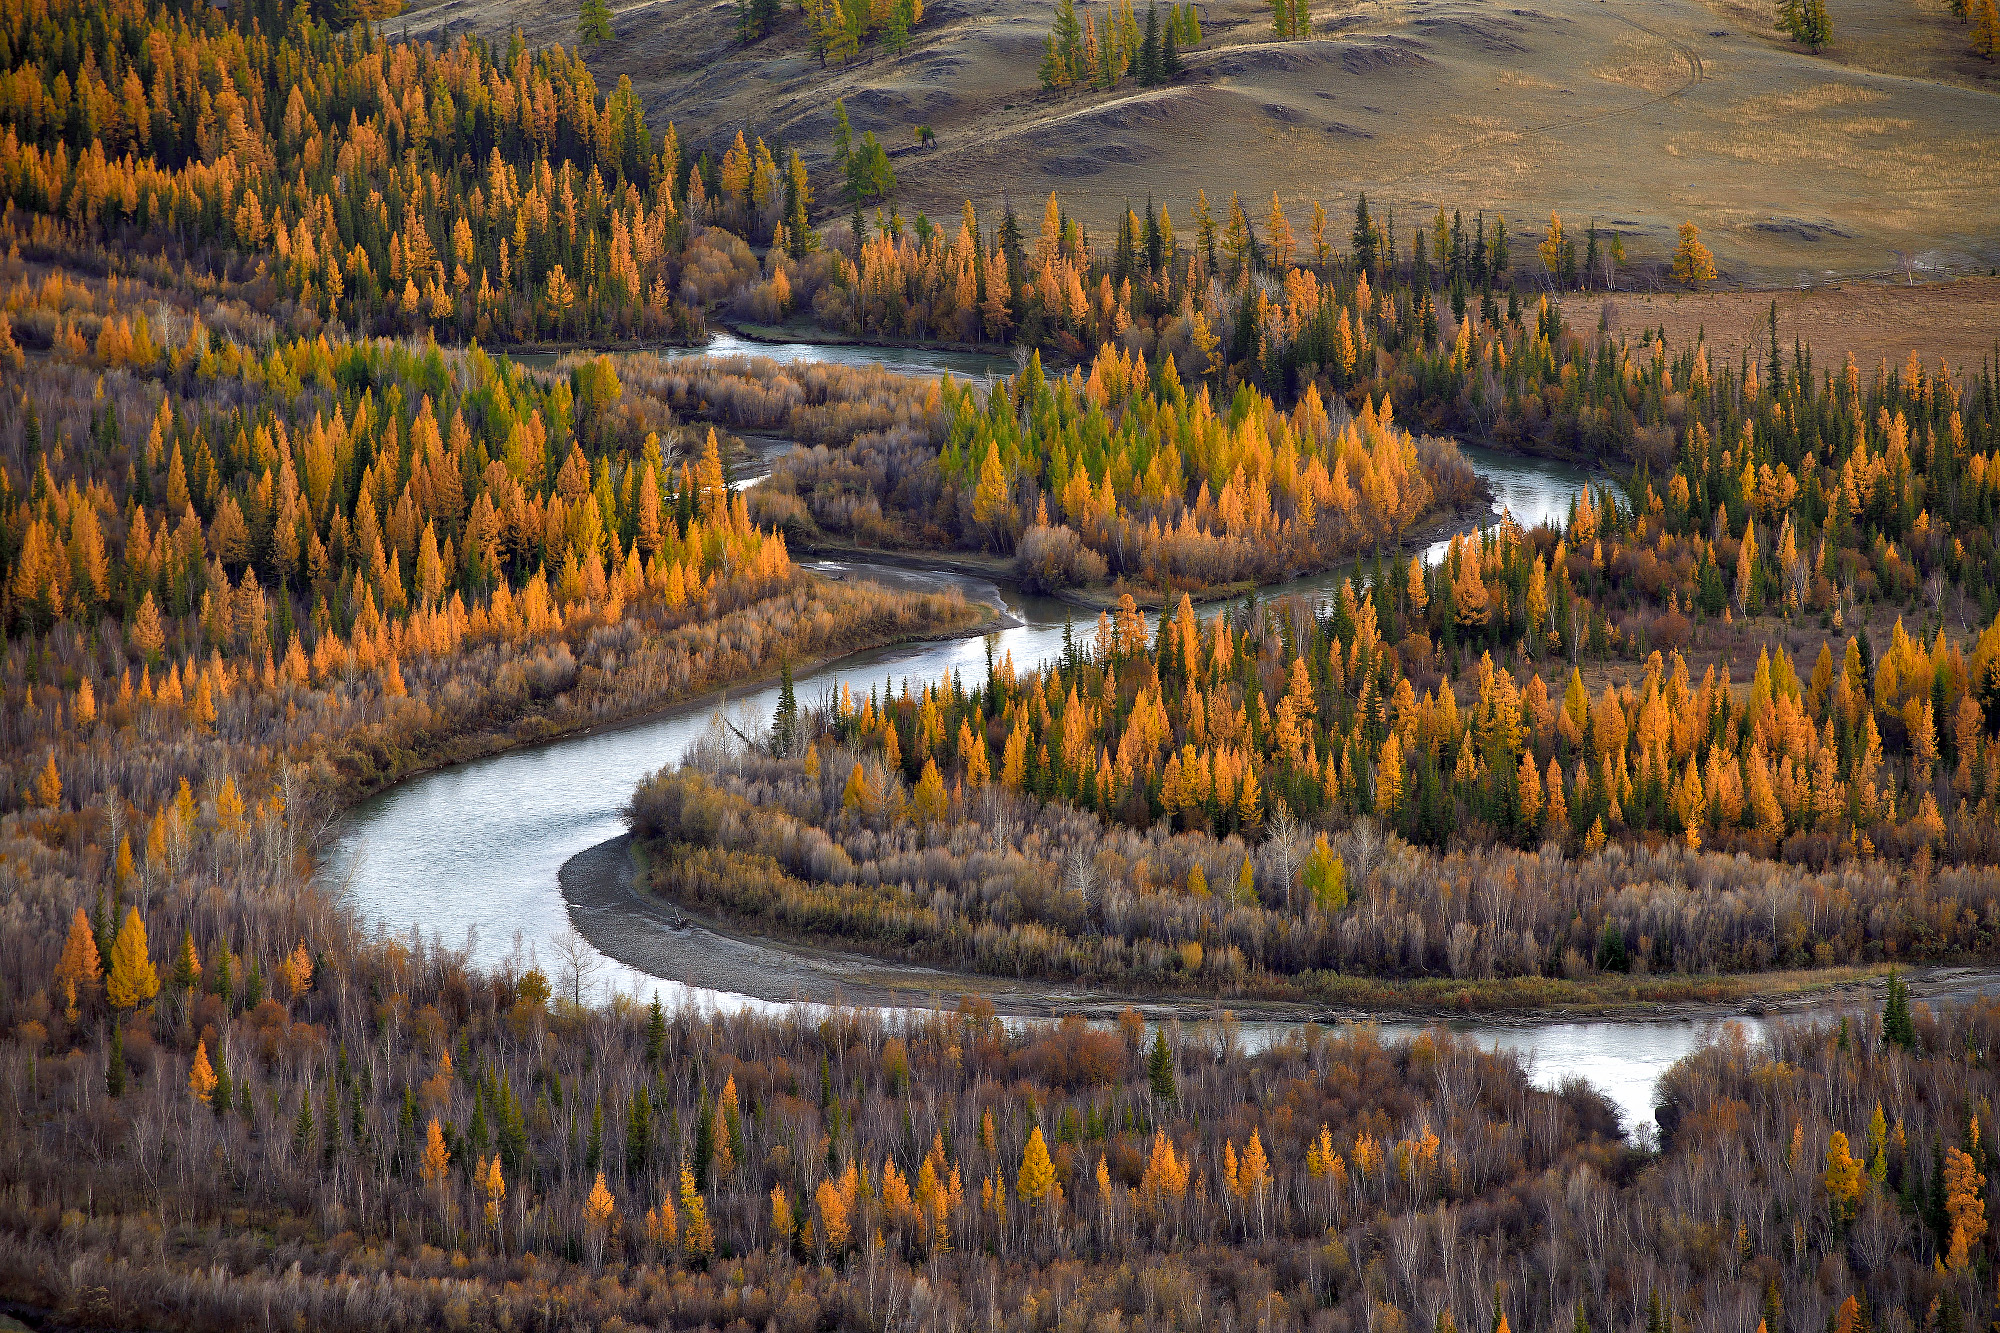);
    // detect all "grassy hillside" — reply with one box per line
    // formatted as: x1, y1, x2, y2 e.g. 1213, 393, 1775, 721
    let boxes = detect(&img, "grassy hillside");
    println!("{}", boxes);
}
395, 0, 2000, 284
